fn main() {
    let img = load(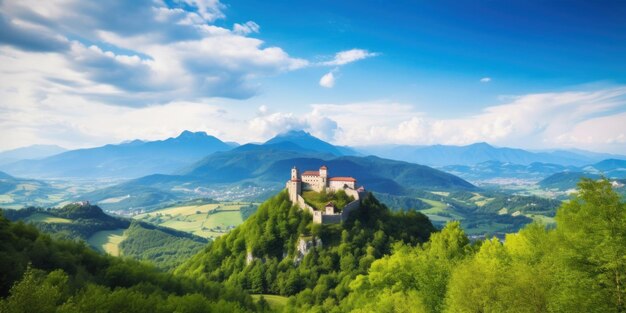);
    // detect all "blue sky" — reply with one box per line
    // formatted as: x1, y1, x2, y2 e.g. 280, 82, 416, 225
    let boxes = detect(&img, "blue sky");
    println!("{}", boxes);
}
0, 0, 625, 153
